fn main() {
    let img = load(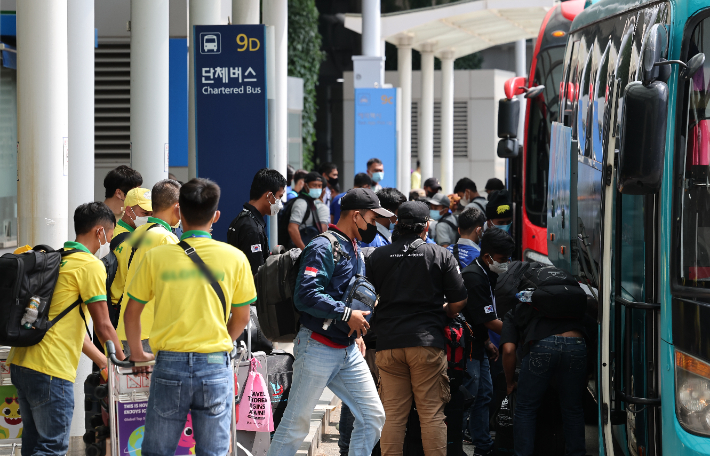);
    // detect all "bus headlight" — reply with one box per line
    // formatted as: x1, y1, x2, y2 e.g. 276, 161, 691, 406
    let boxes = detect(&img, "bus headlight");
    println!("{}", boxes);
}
676, 351, 710, 435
